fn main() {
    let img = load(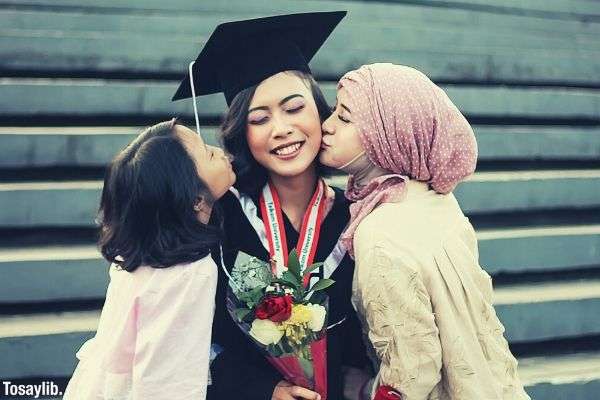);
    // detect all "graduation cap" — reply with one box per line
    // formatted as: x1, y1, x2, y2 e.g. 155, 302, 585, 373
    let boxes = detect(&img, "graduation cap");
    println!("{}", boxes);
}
172, 11, 346, 111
